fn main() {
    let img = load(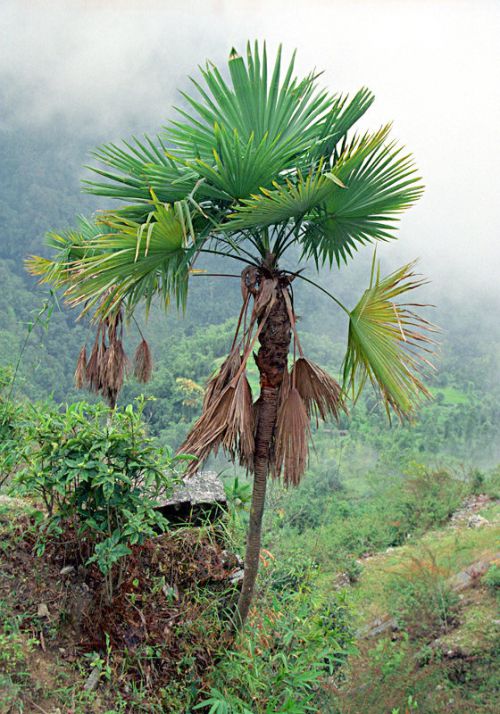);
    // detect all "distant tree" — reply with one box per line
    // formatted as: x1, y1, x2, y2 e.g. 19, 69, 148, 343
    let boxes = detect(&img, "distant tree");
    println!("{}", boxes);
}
28, 43, 434, 629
